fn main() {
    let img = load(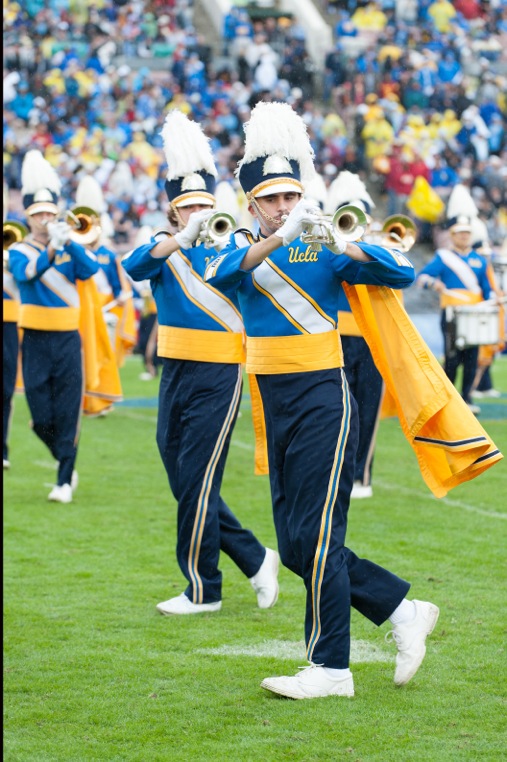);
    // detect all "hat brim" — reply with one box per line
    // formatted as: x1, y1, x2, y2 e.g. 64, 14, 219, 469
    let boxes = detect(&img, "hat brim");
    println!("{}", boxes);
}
253, 179, 304, 198
450, 224, 472, 233
26, 202, 60, 216
172, 192, 215, 208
